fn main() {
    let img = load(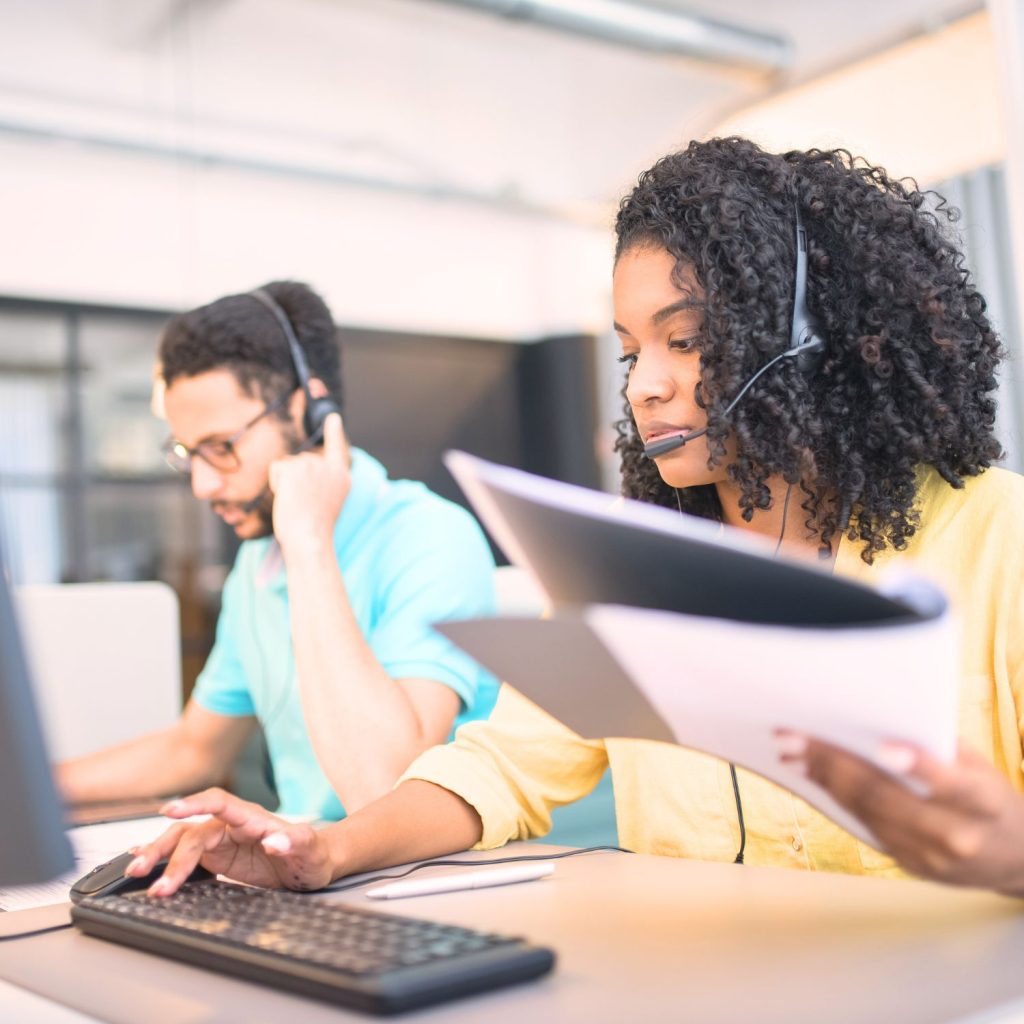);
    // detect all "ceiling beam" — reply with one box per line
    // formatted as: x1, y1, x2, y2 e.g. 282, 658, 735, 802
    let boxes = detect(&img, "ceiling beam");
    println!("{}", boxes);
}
427, 0, 791, 72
